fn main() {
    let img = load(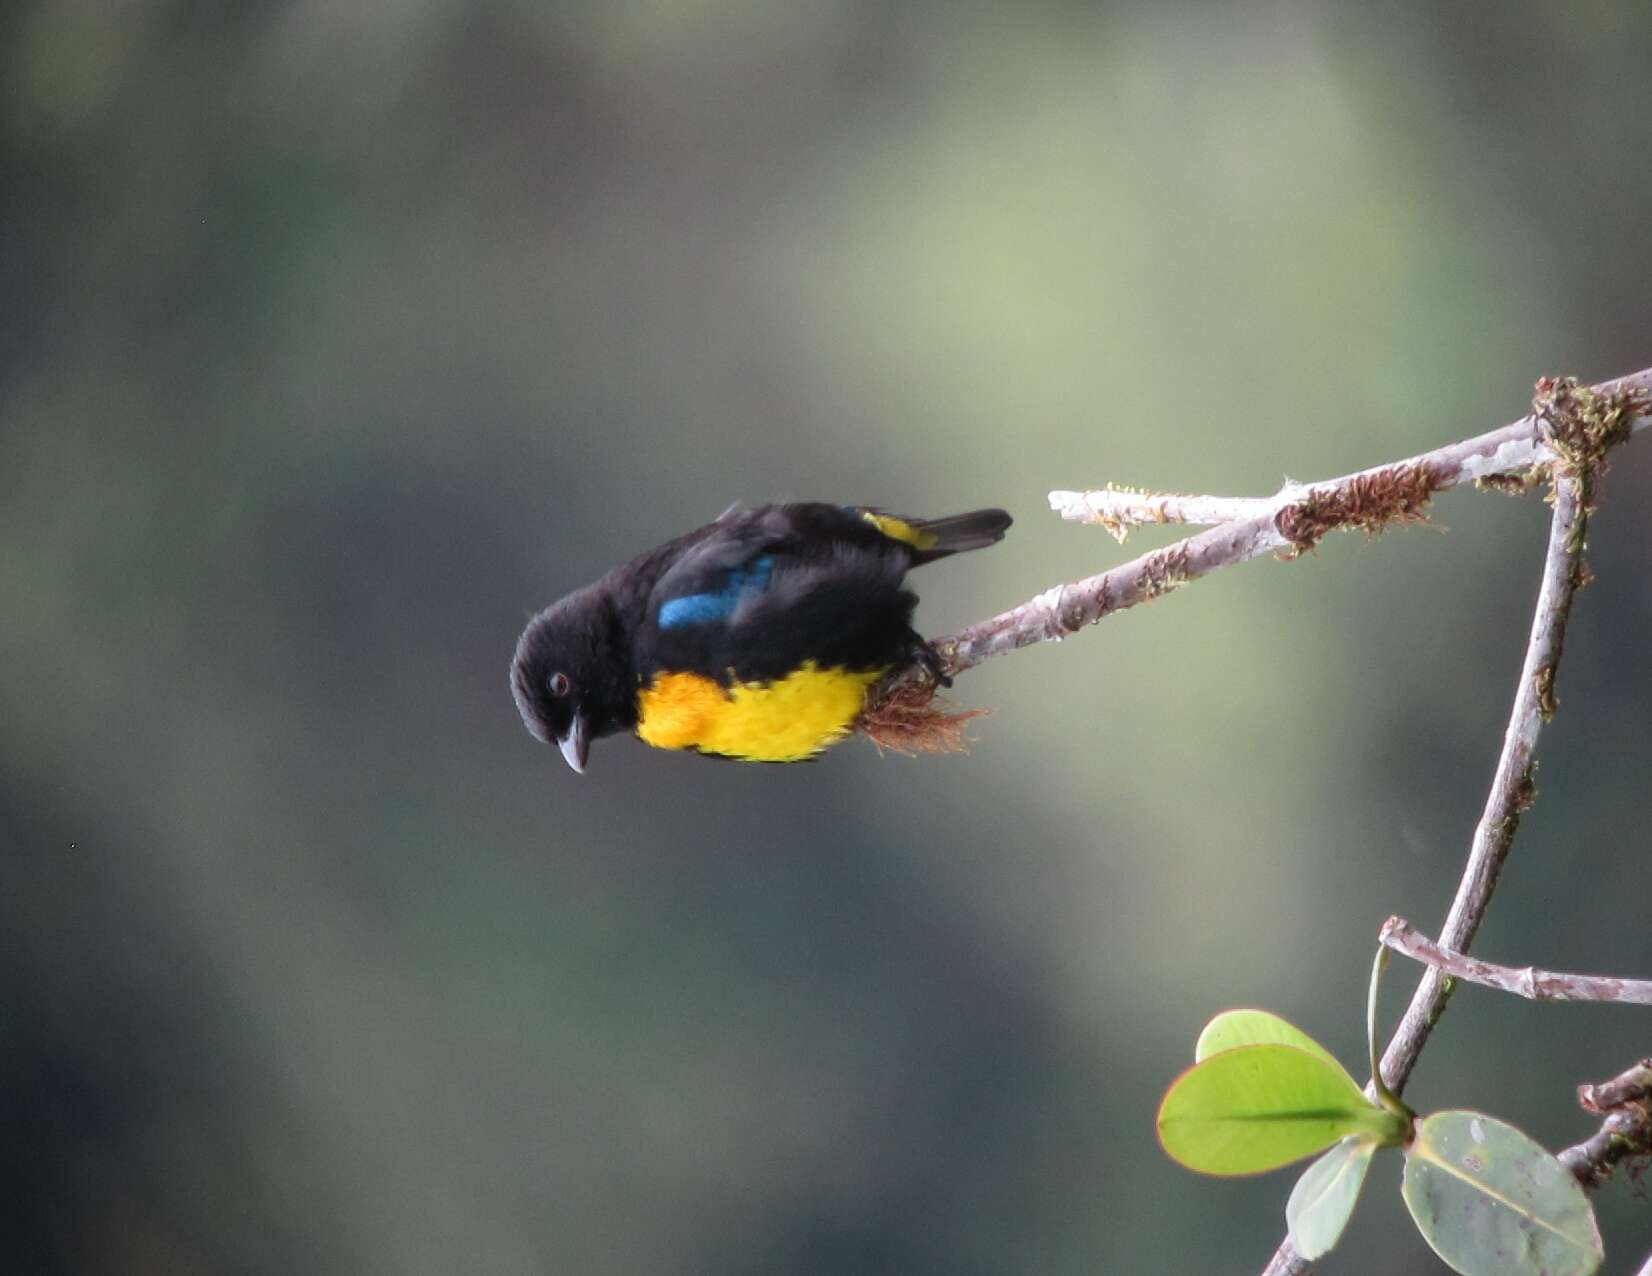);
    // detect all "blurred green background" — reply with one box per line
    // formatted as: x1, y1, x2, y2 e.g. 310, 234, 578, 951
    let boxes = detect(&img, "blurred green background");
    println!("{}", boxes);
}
4, 3, 1650, 1272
